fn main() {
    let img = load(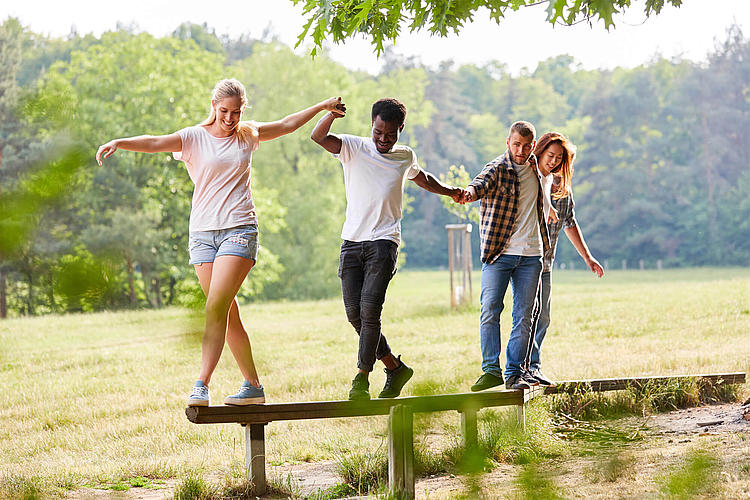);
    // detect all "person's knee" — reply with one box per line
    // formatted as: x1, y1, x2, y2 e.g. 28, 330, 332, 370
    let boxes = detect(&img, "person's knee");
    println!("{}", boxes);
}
479, 298, 503, 324
359, 299, 383, 326
205, 295, 232, 321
